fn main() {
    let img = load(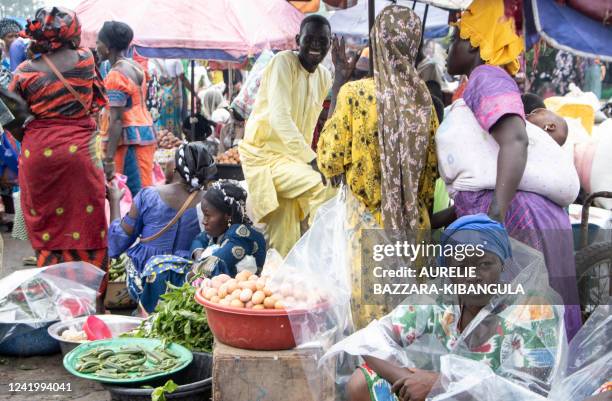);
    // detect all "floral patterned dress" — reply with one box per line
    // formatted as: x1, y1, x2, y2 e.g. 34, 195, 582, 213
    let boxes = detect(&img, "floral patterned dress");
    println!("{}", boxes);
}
360, 303, 561, 401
